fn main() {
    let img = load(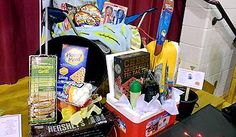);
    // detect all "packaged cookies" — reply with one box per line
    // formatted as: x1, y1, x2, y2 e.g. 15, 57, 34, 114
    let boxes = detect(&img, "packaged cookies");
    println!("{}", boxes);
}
57, 44, 89, 101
